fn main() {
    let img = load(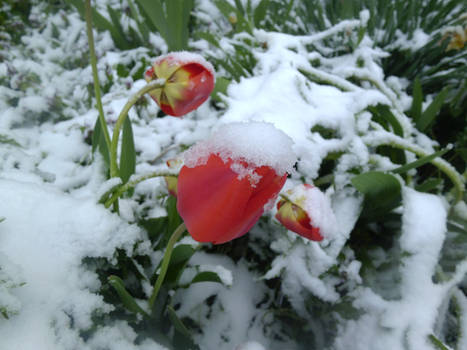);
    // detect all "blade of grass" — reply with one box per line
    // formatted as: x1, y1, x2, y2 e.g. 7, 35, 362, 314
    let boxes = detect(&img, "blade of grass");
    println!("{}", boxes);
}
416, 87, 449, 132
392, 148, 449, 174
119, 116, 136, 184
